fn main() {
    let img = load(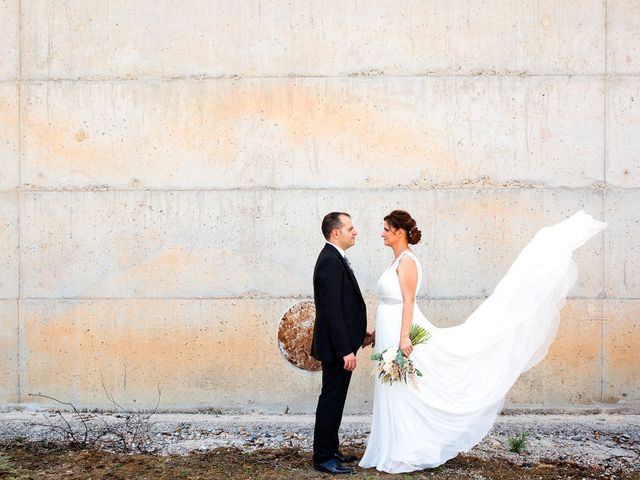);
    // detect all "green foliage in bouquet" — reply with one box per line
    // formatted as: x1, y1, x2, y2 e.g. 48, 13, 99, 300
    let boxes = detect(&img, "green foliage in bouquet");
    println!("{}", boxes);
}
395, 350, 405, 369
370, 324, 431, 362
370, 324, 431, 387
409, 324, 430, 346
